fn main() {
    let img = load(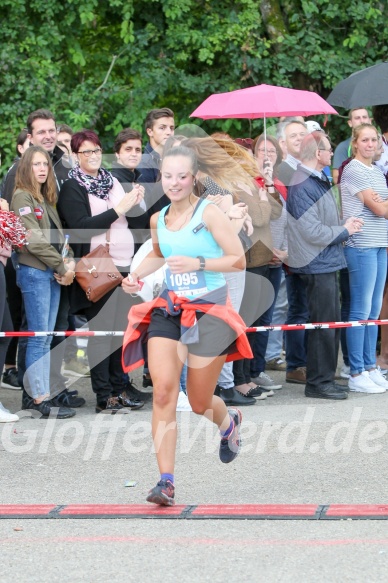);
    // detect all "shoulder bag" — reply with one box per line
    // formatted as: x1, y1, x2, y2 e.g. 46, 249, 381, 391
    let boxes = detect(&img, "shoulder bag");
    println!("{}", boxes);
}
75, 229, 123, 303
